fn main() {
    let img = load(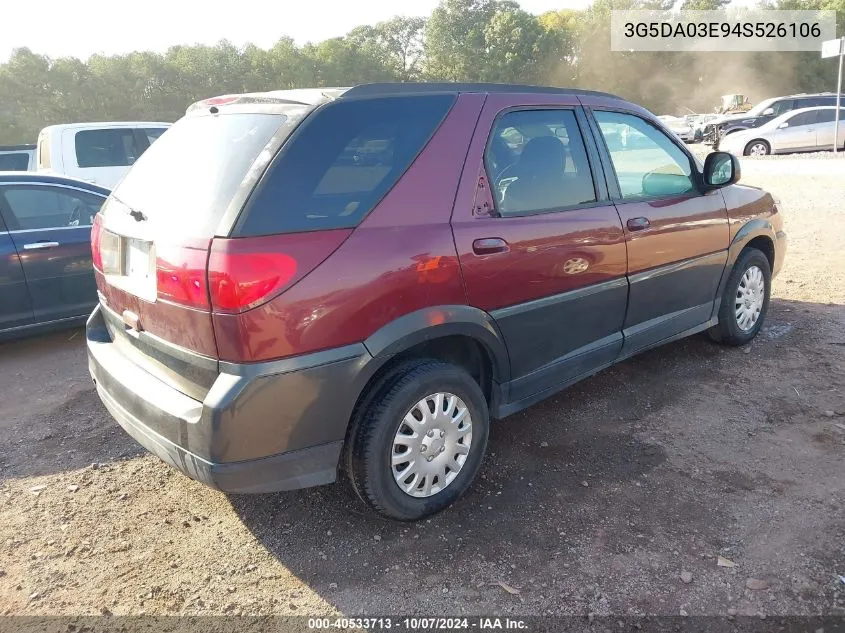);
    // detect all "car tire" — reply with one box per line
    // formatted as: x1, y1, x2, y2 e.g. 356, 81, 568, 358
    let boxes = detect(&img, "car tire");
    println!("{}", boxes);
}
345, 359, 489, 521
744, 140, 770, 157
709, 247, 771, 346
